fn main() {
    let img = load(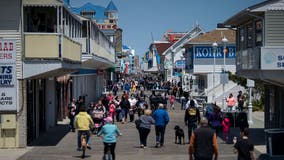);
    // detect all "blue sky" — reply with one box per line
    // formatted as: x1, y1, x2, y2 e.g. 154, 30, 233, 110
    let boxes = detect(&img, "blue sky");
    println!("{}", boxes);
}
70, 0, 264, 56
